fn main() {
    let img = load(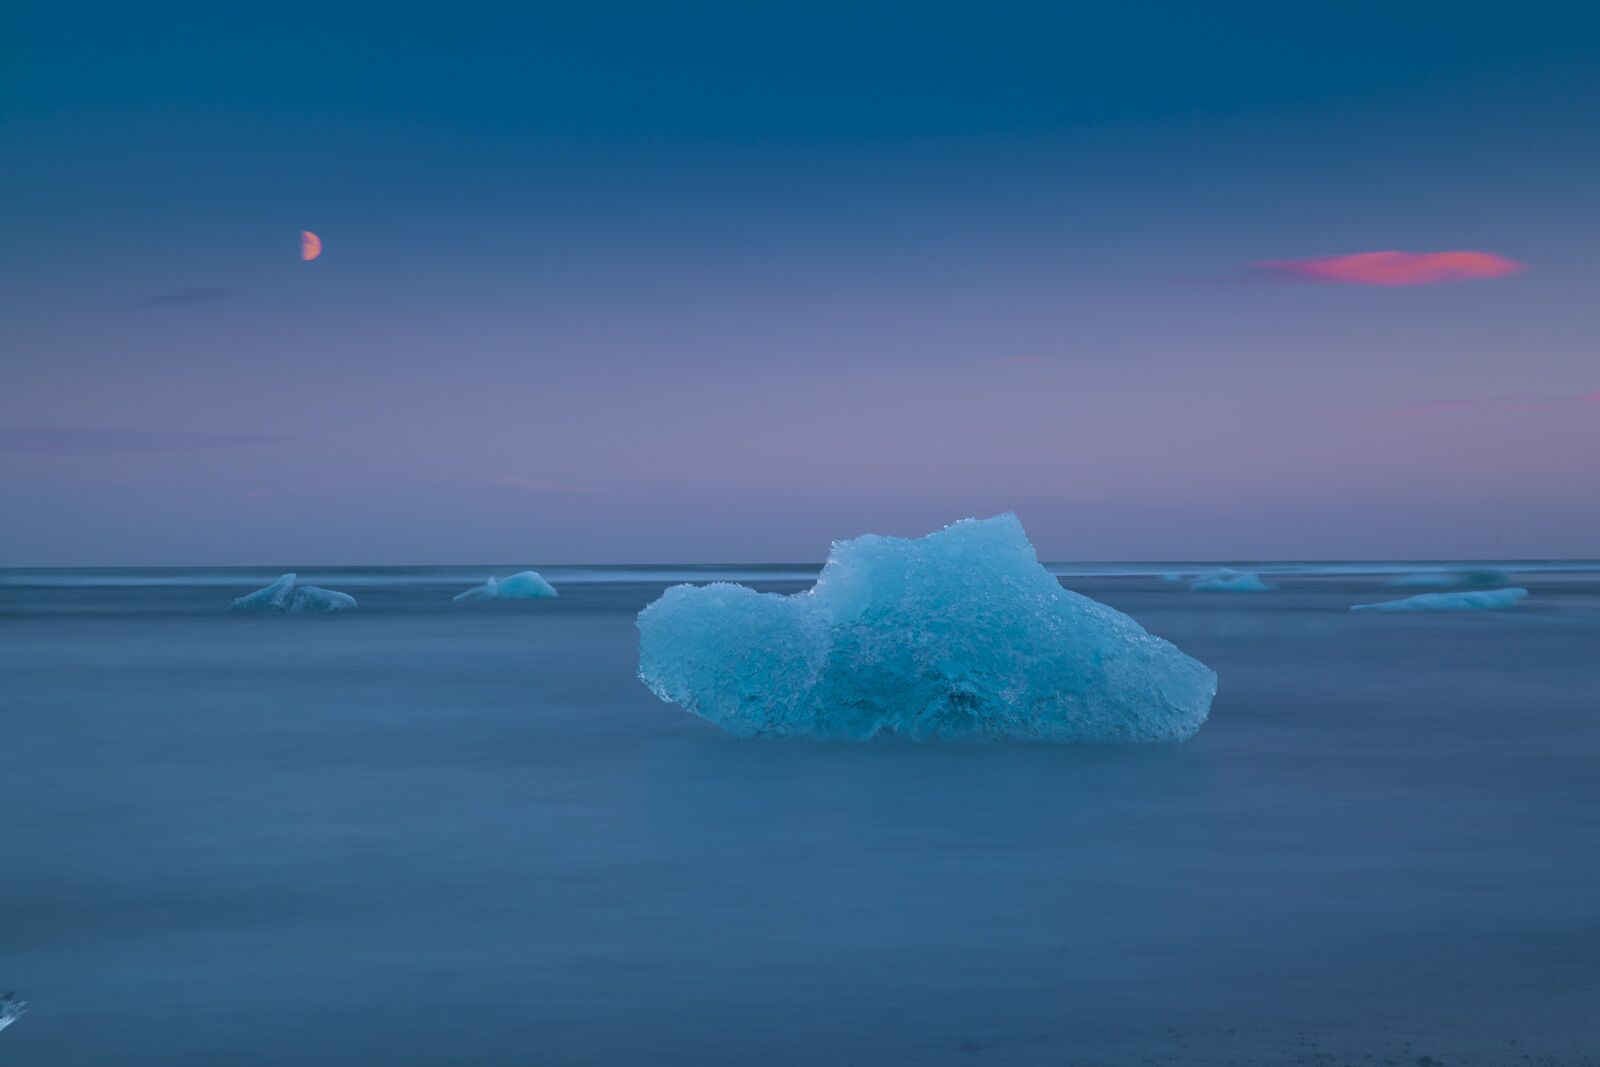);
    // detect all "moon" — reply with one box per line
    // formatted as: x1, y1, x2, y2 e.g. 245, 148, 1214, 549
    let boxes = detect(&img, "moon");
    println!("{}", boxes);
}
300, 230, 322, 261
